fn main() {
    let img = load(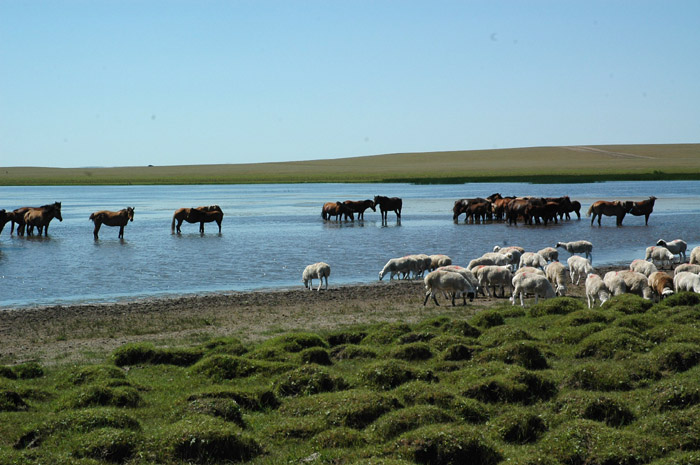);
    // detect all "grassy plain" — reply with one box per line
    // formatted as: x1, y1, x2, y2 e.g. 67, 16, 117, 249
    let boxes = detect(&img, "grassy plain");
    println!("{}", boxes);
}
2, 143, 699, 185
2, 291, 700, 464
